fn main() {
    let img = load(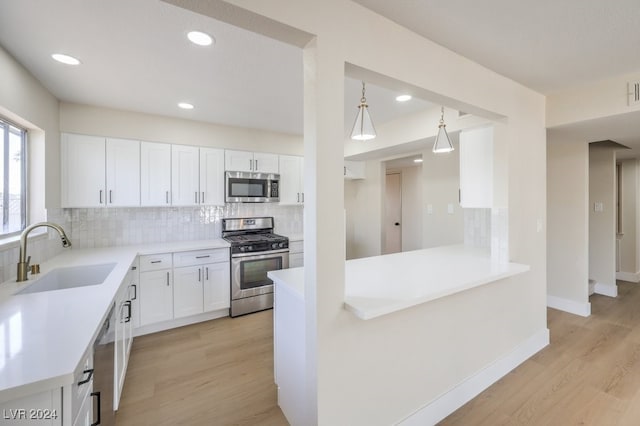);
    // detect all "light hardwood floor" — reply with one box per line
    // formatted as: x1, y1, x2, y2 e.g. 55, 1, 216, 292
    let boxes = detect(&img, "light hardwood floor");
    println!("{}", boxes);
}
442, 280, 640, 425
115, 310, 288, 426
117, 281, 640, 426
